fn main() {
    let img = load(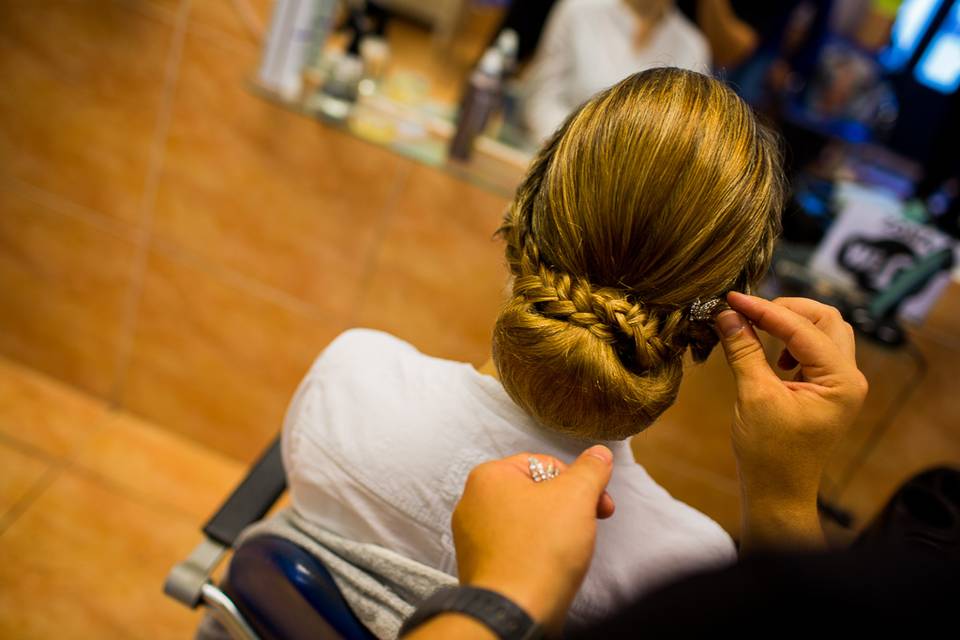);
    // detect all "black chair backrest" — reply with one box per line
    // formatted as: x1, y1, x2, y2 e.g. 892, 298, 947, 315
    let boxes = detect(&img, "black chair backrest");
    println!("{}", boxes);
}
204, 438, 287, 547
